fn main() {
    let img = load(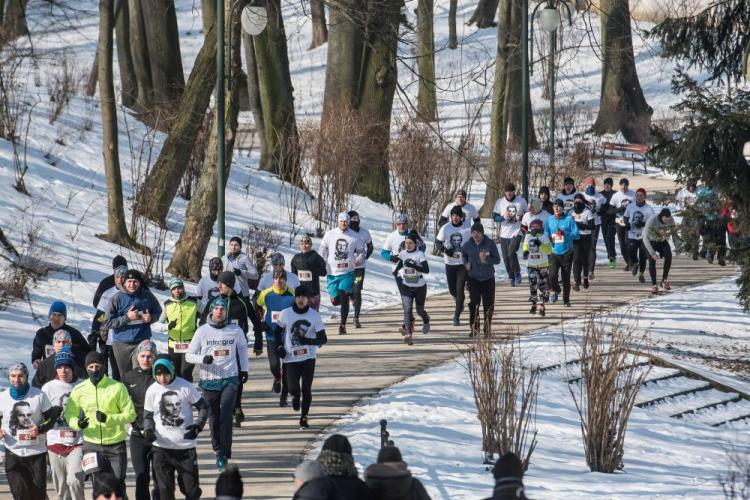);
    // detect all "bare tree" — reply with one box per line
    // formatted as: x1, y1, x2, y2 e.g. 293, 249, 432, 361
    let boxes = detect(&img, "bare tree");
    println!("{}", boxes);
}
242, 31, 269, 169
309, 0, 327, 49
416, 0, 437, 121
467, 0, 498, 28
2, 0, 28, 42
448, 0, 458, 49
